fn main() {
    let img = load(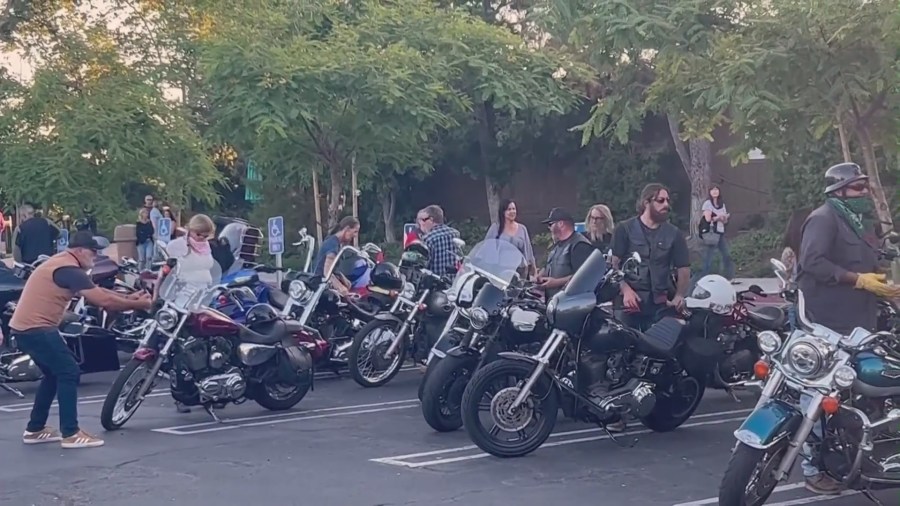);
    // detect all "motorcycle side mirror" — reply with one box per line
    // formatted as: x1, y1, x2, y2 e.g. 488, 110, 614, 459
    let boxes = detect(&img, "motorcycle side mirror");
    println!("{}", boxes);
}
770, 258, 787, 272
165, 258, 178, 268
453, 238, 466, 249
885, 231, 900, 245
630, 251, 641, 264
748, 284, 765, 296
